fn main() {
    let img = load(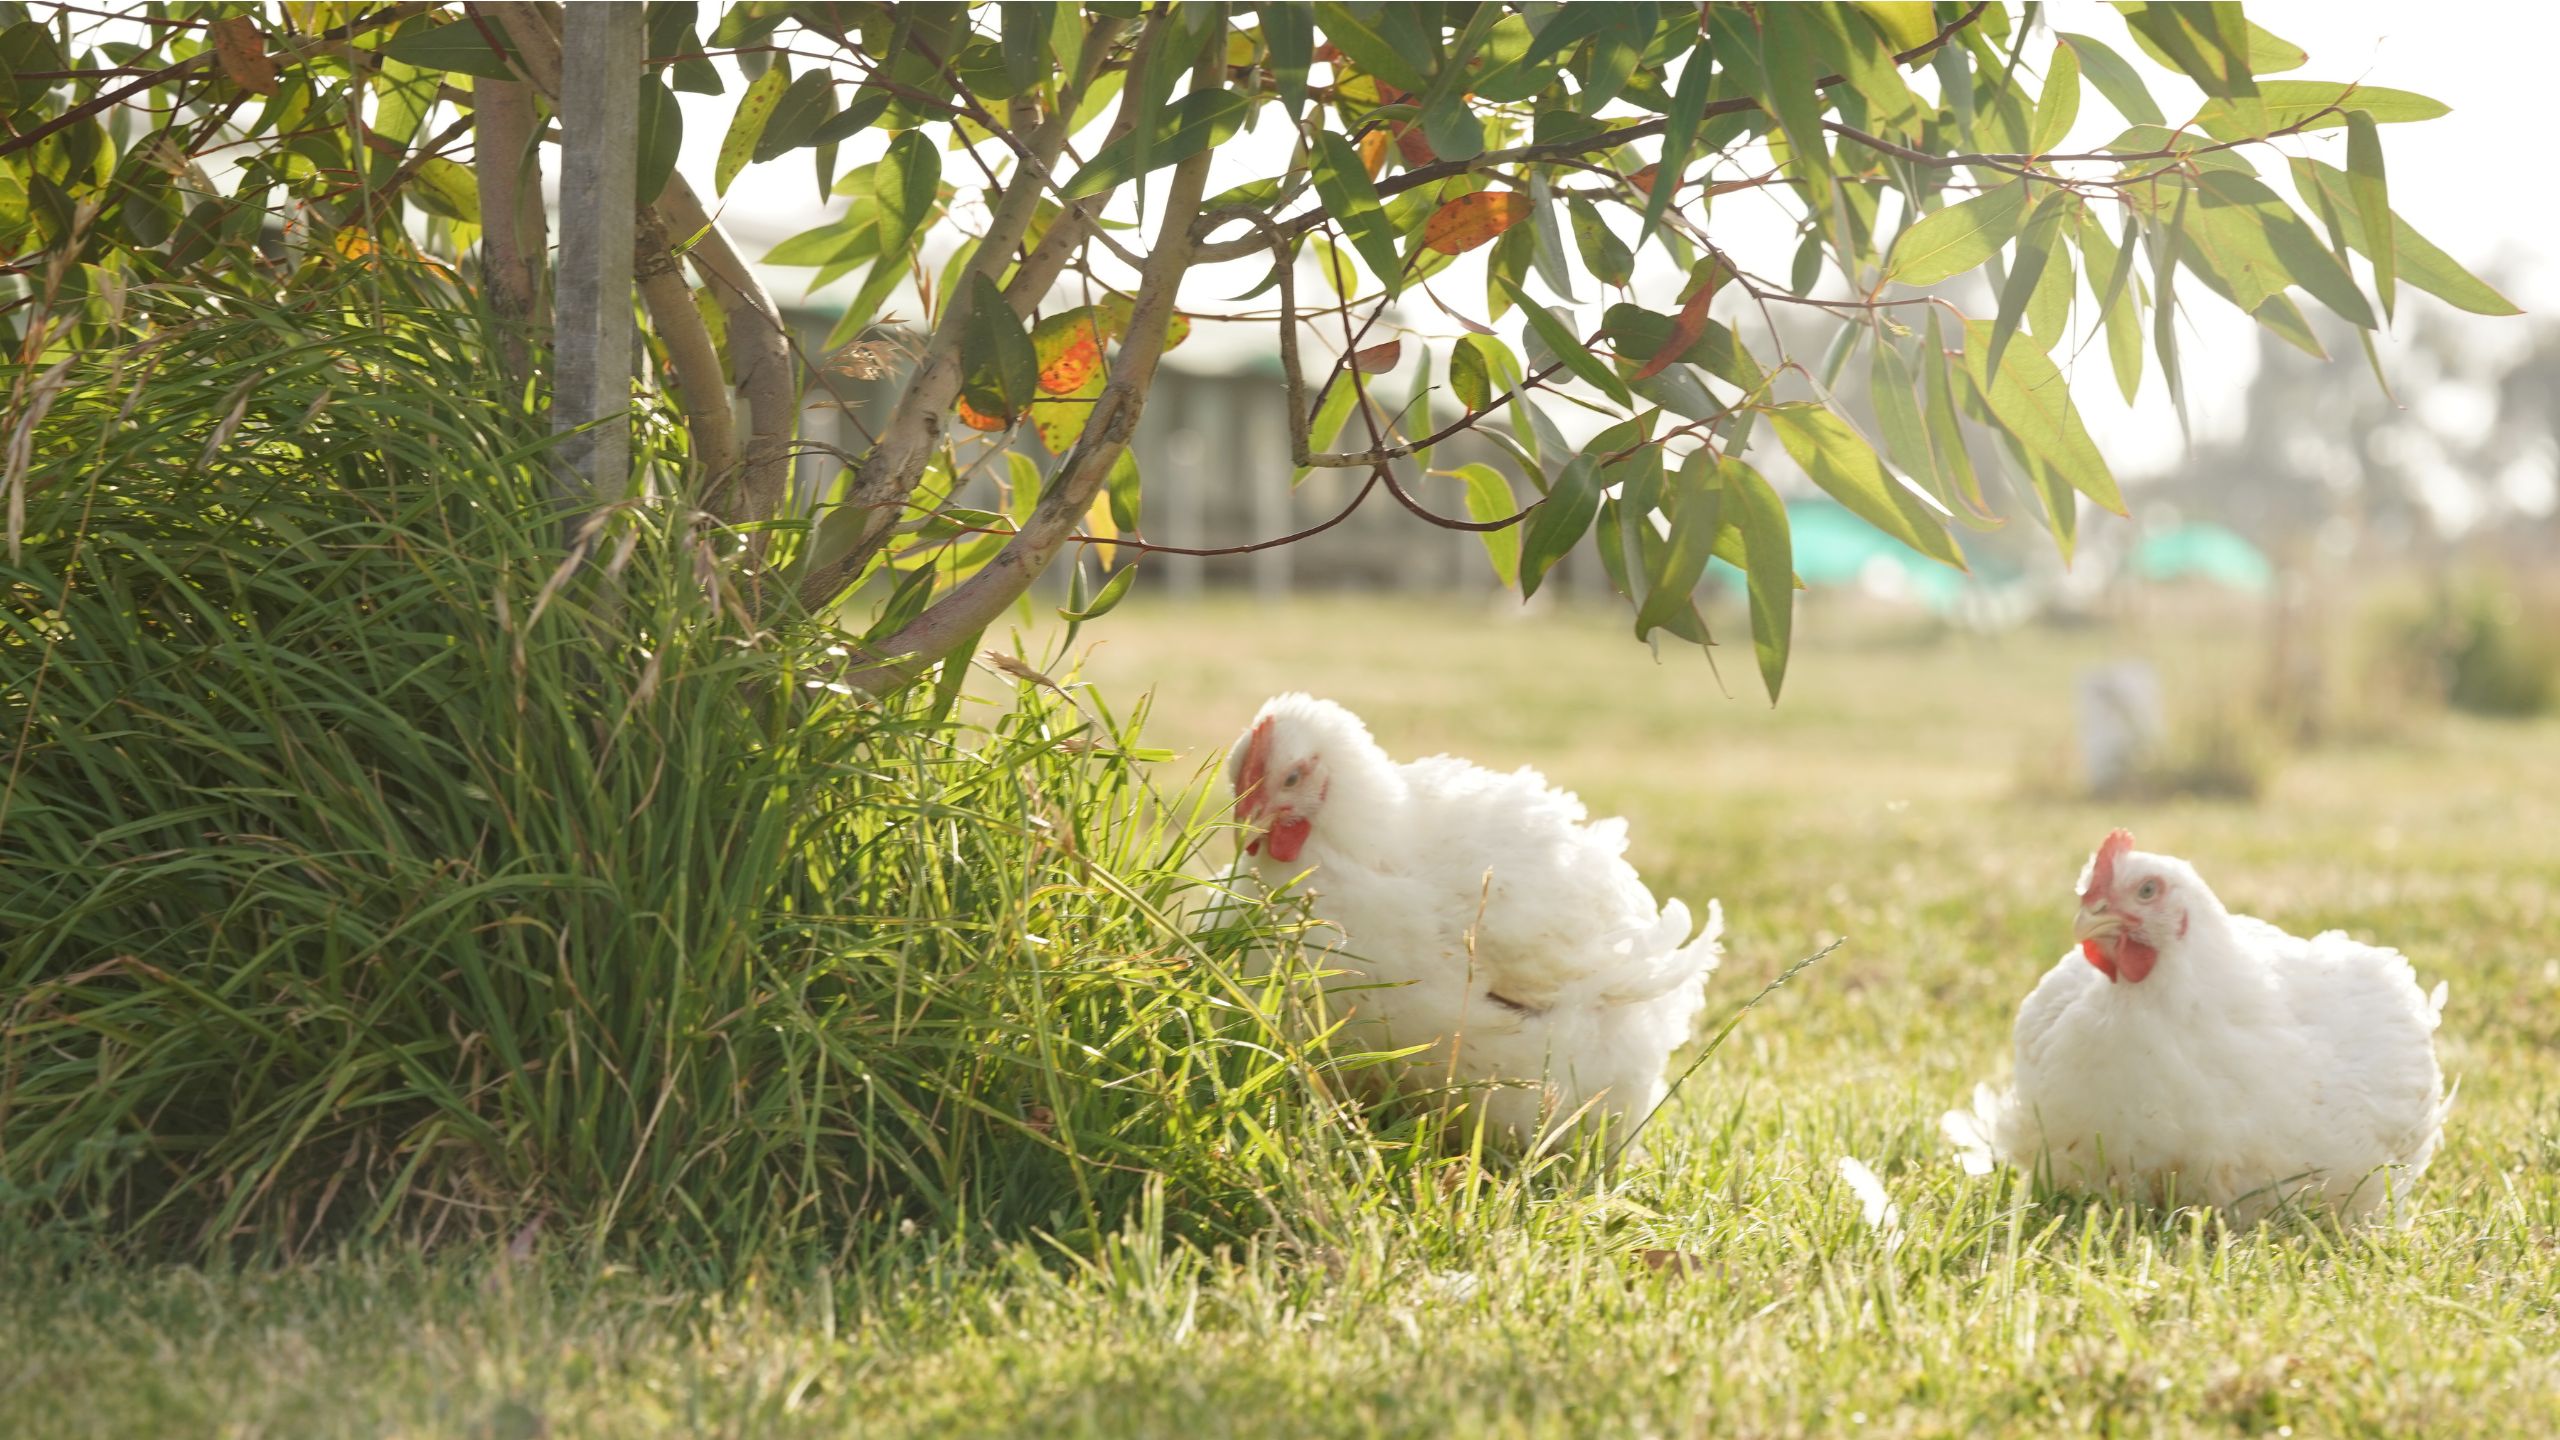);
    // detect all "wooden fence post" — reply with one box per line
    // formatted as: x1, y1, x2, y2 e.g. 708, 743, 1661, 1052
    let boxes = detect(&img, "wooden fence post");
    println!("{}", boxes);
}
550, 4, 642, 506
